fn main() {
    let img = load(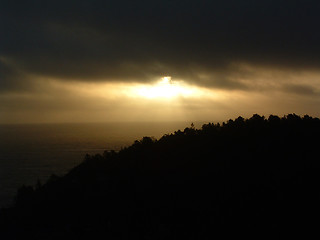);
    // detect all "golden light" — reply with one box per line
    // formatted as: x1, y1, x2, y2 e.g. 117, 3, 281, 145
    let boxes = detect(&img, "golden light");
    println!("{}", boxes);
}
134, 76, 196, 99
43, 76, 224, 102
